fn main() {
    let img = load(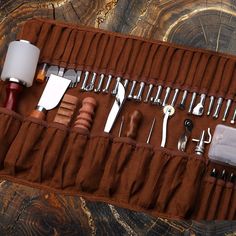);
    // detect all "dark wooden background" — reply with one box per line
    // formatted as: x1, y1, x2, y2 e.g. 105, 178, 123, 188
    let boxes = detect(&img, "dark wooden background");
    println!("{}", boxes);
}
0, 0, 236, 235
